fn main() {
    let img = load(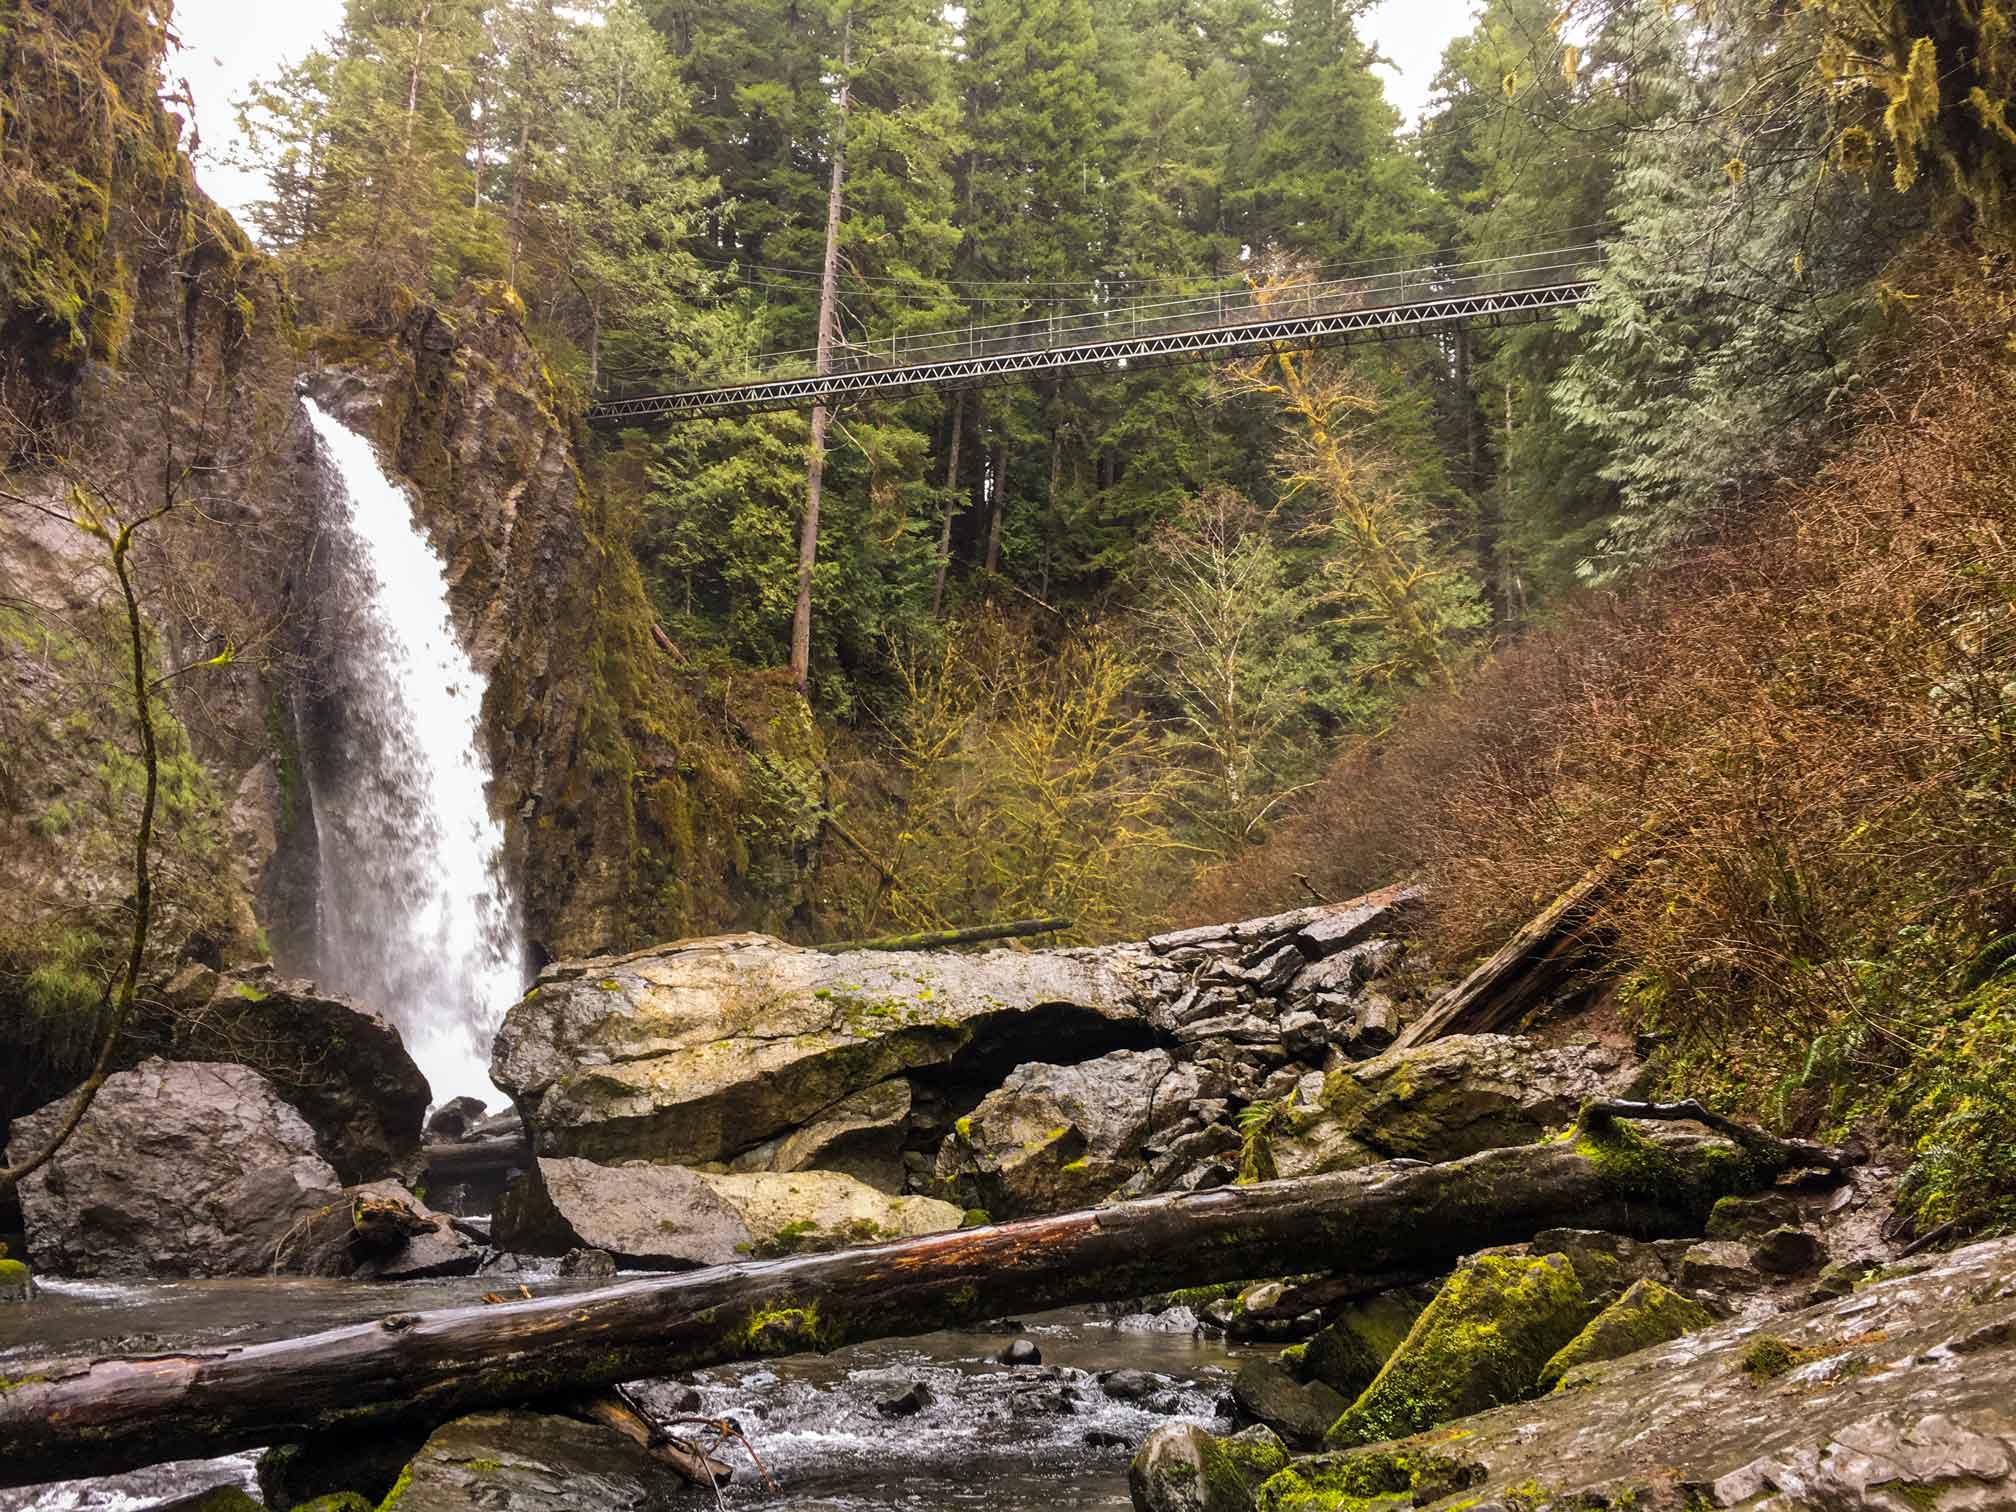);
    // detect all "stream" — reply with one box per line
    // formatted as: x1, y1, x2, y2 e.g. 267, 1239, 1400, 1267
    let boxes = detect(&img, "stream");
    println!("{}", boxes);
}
0, 1280, 1242, 1511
